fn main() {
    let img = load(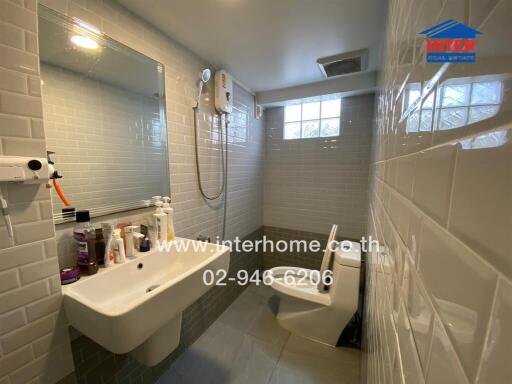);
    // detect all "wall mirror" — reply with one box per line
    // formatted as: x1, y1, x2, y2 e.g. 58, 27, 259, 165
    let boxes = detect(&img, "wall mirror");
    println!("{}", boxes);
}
38, 5, 169, 224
